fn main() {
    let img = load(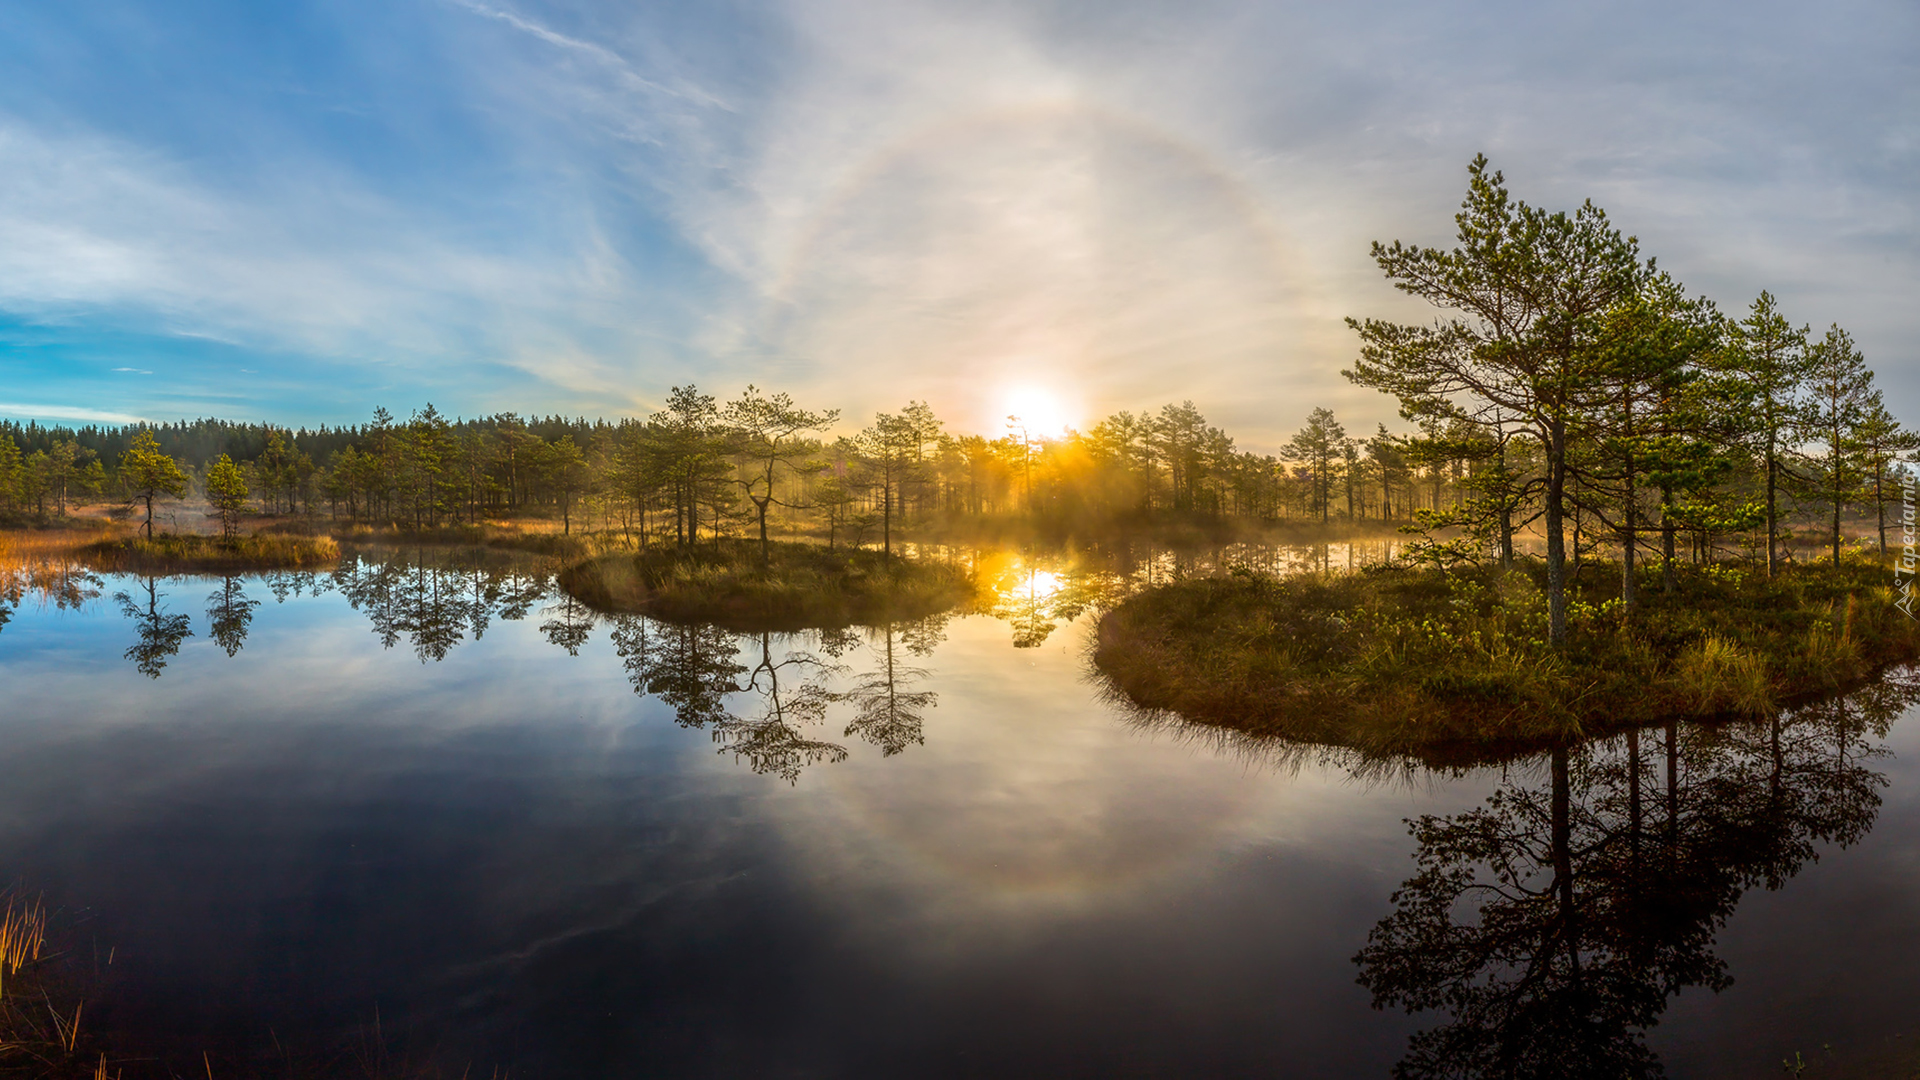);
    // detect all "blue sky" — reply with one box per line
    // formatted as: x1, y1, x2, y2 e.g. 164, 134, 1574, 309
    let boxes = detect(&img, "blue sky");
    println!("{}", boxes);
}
1, 0, 1914, 447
